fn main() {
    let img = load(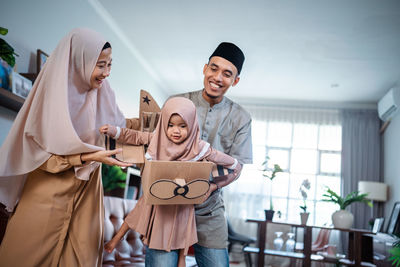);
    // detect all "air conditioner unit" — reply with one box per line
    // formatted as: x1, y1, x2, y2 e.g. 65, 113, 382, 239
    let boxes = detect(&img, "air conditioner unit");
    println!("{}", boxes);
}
378, 86, 400, 122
